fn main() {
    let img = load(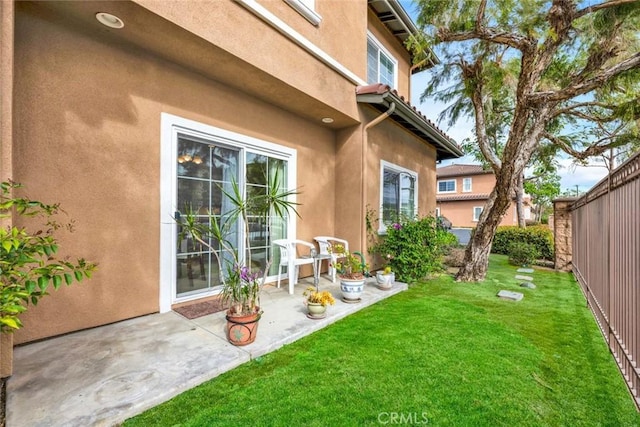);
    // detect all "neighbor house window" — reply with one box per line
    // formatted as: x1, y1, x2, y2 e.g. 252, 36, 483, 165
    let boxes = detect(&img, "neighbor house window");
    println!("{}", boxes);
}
437, 179, 456, 193
463, 177, 472, 192
473, 206, 483, 222
367, 33, 397, 88
380, 161, 417, 230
